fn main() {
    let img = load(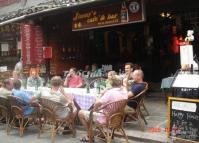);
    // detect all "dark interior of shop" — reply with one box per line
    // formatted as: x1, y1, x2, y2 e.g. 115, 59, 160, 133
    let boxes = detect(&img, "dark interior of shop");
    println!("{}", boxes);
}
0, 0, 199, 82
